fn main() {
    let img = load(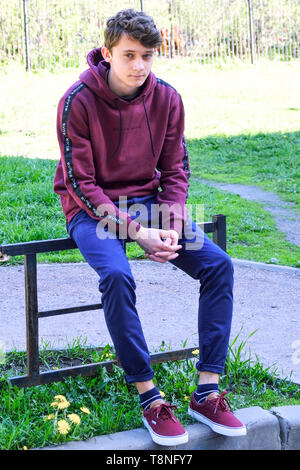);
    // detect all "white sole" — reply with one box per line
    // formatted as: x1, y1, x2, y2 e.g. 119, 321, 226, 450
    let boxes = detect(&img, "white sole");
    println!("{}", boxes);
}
142, 416, 189, 446
188, 407, 247, 437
